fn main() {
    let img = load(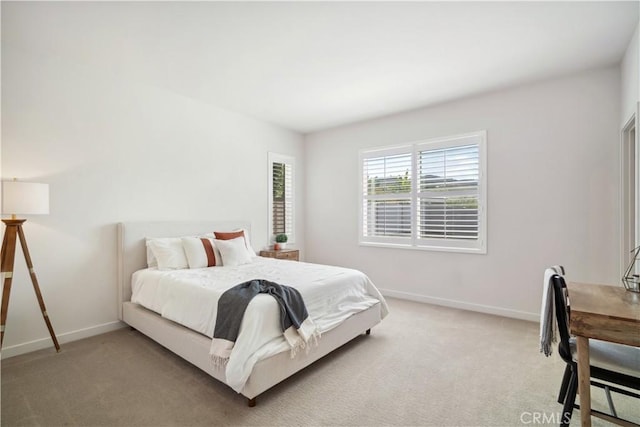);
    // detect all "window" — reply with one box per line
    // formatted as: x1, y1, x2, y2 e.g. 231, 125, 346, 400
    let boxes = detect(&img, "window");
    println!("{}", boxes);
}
268, 153, 295, 243
359, 131, 486, 253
